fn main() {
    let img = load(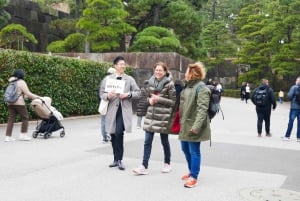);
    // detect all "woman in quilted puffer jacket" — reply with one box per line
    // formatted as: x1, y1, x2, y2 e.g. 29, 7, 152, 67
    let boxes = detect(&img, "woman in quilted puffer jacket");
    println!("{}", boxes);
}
136, 80, 149, 129
132, 62, 176, 175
